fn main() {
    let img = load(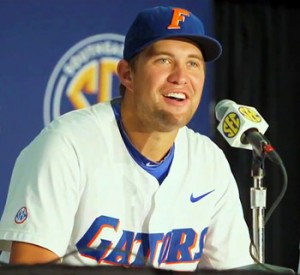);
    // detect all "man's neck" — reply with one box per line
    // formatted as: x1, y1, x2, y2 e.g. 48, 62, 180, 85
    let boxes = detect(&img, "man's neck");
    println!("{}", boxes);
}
120, 120, 177, 163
